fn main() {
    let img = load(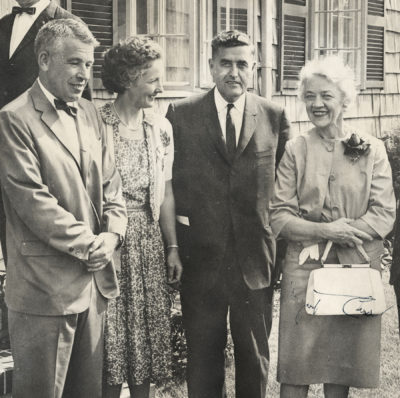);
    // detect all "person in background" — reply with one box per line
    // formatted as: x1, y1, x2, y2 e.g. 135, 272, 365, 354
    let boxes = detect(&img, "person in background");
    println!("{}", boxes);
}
100, 37, 182, 398
390, 203, 400, 331
166, 30, 291, 398
0, 18, 127, 398
270, 55, 396, 398
0, 0, 91, 264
